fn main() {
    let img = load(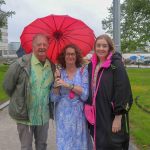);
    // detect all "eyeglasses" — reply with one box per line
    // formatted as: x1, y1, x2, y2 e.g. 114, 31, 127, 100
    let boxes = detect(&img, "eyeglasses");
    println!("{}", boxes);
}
65, 53, 76, 56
